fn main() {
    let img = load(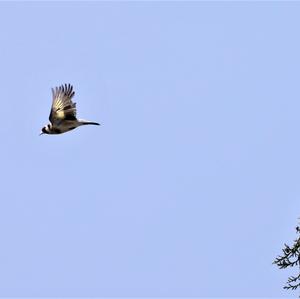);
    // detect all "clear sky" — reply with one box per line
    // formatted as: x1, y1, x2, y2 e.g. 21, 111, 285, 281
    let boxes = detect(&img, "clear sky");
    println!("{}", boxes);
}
0, 1, 299, 297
